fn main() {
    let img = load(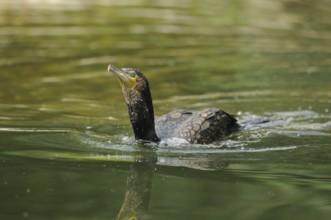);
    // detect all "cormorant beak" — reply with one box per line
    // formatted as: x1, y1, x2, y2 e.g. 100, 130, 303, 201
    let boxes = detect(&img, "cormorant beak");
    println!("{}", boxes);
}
108, 64, 137, 89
